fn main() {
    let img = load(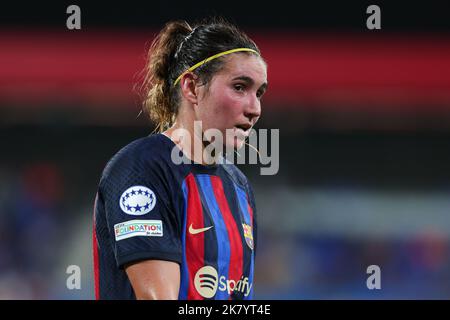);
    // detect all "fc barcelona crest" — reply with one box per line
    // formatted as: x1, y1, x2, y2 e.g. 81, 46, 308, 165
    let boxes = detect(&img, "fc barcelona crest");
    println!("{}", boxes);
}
242, 223, 254, 250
